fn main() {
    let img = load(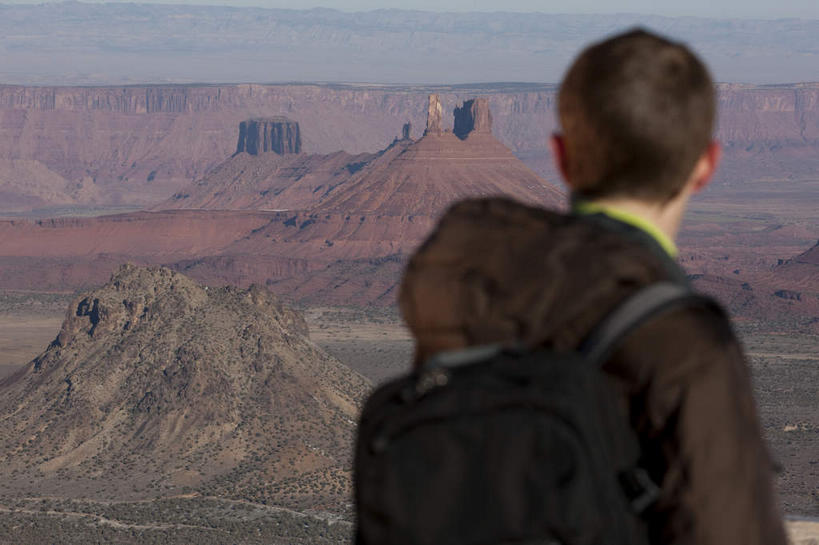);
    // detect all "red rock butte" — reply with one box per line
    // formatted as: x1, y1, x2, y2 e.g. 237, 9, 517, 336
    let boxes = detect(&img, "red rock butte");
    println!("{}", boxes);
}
236, 117, 302, 156
162, 94, 562, 216
0, 95, 564, 305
